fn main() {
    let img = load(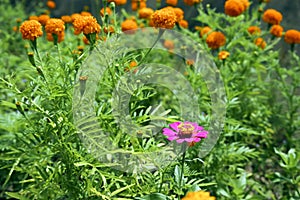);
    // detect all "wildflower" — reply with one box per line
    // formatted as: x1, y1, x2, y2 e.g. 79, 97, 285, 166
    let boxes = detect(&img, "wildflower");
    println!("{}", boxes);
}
121, 19, 138, 34
100, 7, 112, 17
163, 121, 208, 145
199, 26, 212, 37
45, 18, 65, 35
13, 26, 18, 32
61, 15, 72, 23
45, 18, 65, 43
206, 31, 226, 49
125, 61, 138, 73
73, 16, 101, 35
138, 7, 154, 19
284, 29, 300, 44
183, 0, 201, 6
172, 7, 184, 22
131, 0, 147, 11
254, 37, 266, 49
166, 0, 178, 6
71, 13, 81, 22
29, 16, 39, 21
262, 9, 282, 25
163, 39, 175, 50
19, 20, 43, 41
182, 191, 216, 200
151, 7, 177, 29
81, 11, 92, 16
218, 50, 230, 60
47, 0, 56, 9
179, 20, 188, 28
38, 14, 50, 26
104, 26, 115, 34
108, 0, 127, 6
270, 25, 283, 37
224, 0, 245, 17
247, 26, 261, 35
